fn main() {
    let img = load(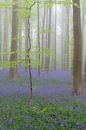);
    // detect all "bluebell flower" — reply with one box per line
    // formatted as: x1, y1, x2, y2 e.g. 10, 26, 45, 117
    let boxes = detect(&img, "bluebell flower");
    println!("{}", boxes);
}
21, 123, 26, 128
76, 121, 81, 126
61, 120, 67, 127
10, 111, 14, 116
29, 115, 32, 119
5, 118, 13, 125
76, 106, 84, 111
